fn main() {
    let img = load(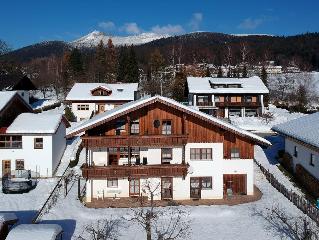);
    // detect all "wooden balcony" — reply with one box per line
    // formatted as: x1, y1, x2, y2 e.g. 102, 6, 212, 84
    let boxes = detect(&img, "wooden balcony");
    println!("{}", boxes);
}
196, 101, 215, 107
81, 163, 189, 179
215, 101, 261, 107
82, 135, 188, 147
